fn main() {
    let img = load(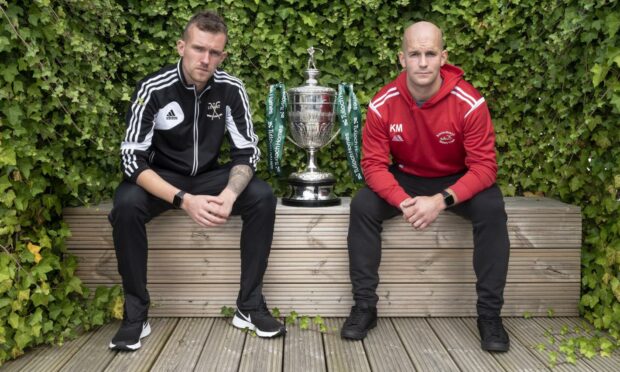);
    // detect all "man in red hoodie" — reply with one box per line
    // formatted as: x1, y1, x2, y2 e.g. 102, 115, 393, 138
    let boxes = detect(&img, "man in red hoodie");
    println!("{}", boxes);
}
341, 21, 510, 352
